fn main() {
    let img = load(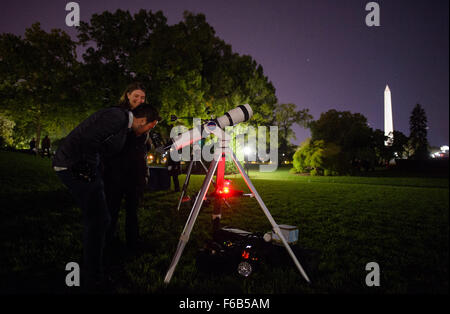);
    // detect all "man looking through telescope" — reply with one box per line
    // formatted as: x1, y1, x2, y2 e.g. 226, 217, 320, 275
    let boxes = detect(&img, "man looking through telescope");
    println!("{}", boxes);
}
53, 101, 158, 290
